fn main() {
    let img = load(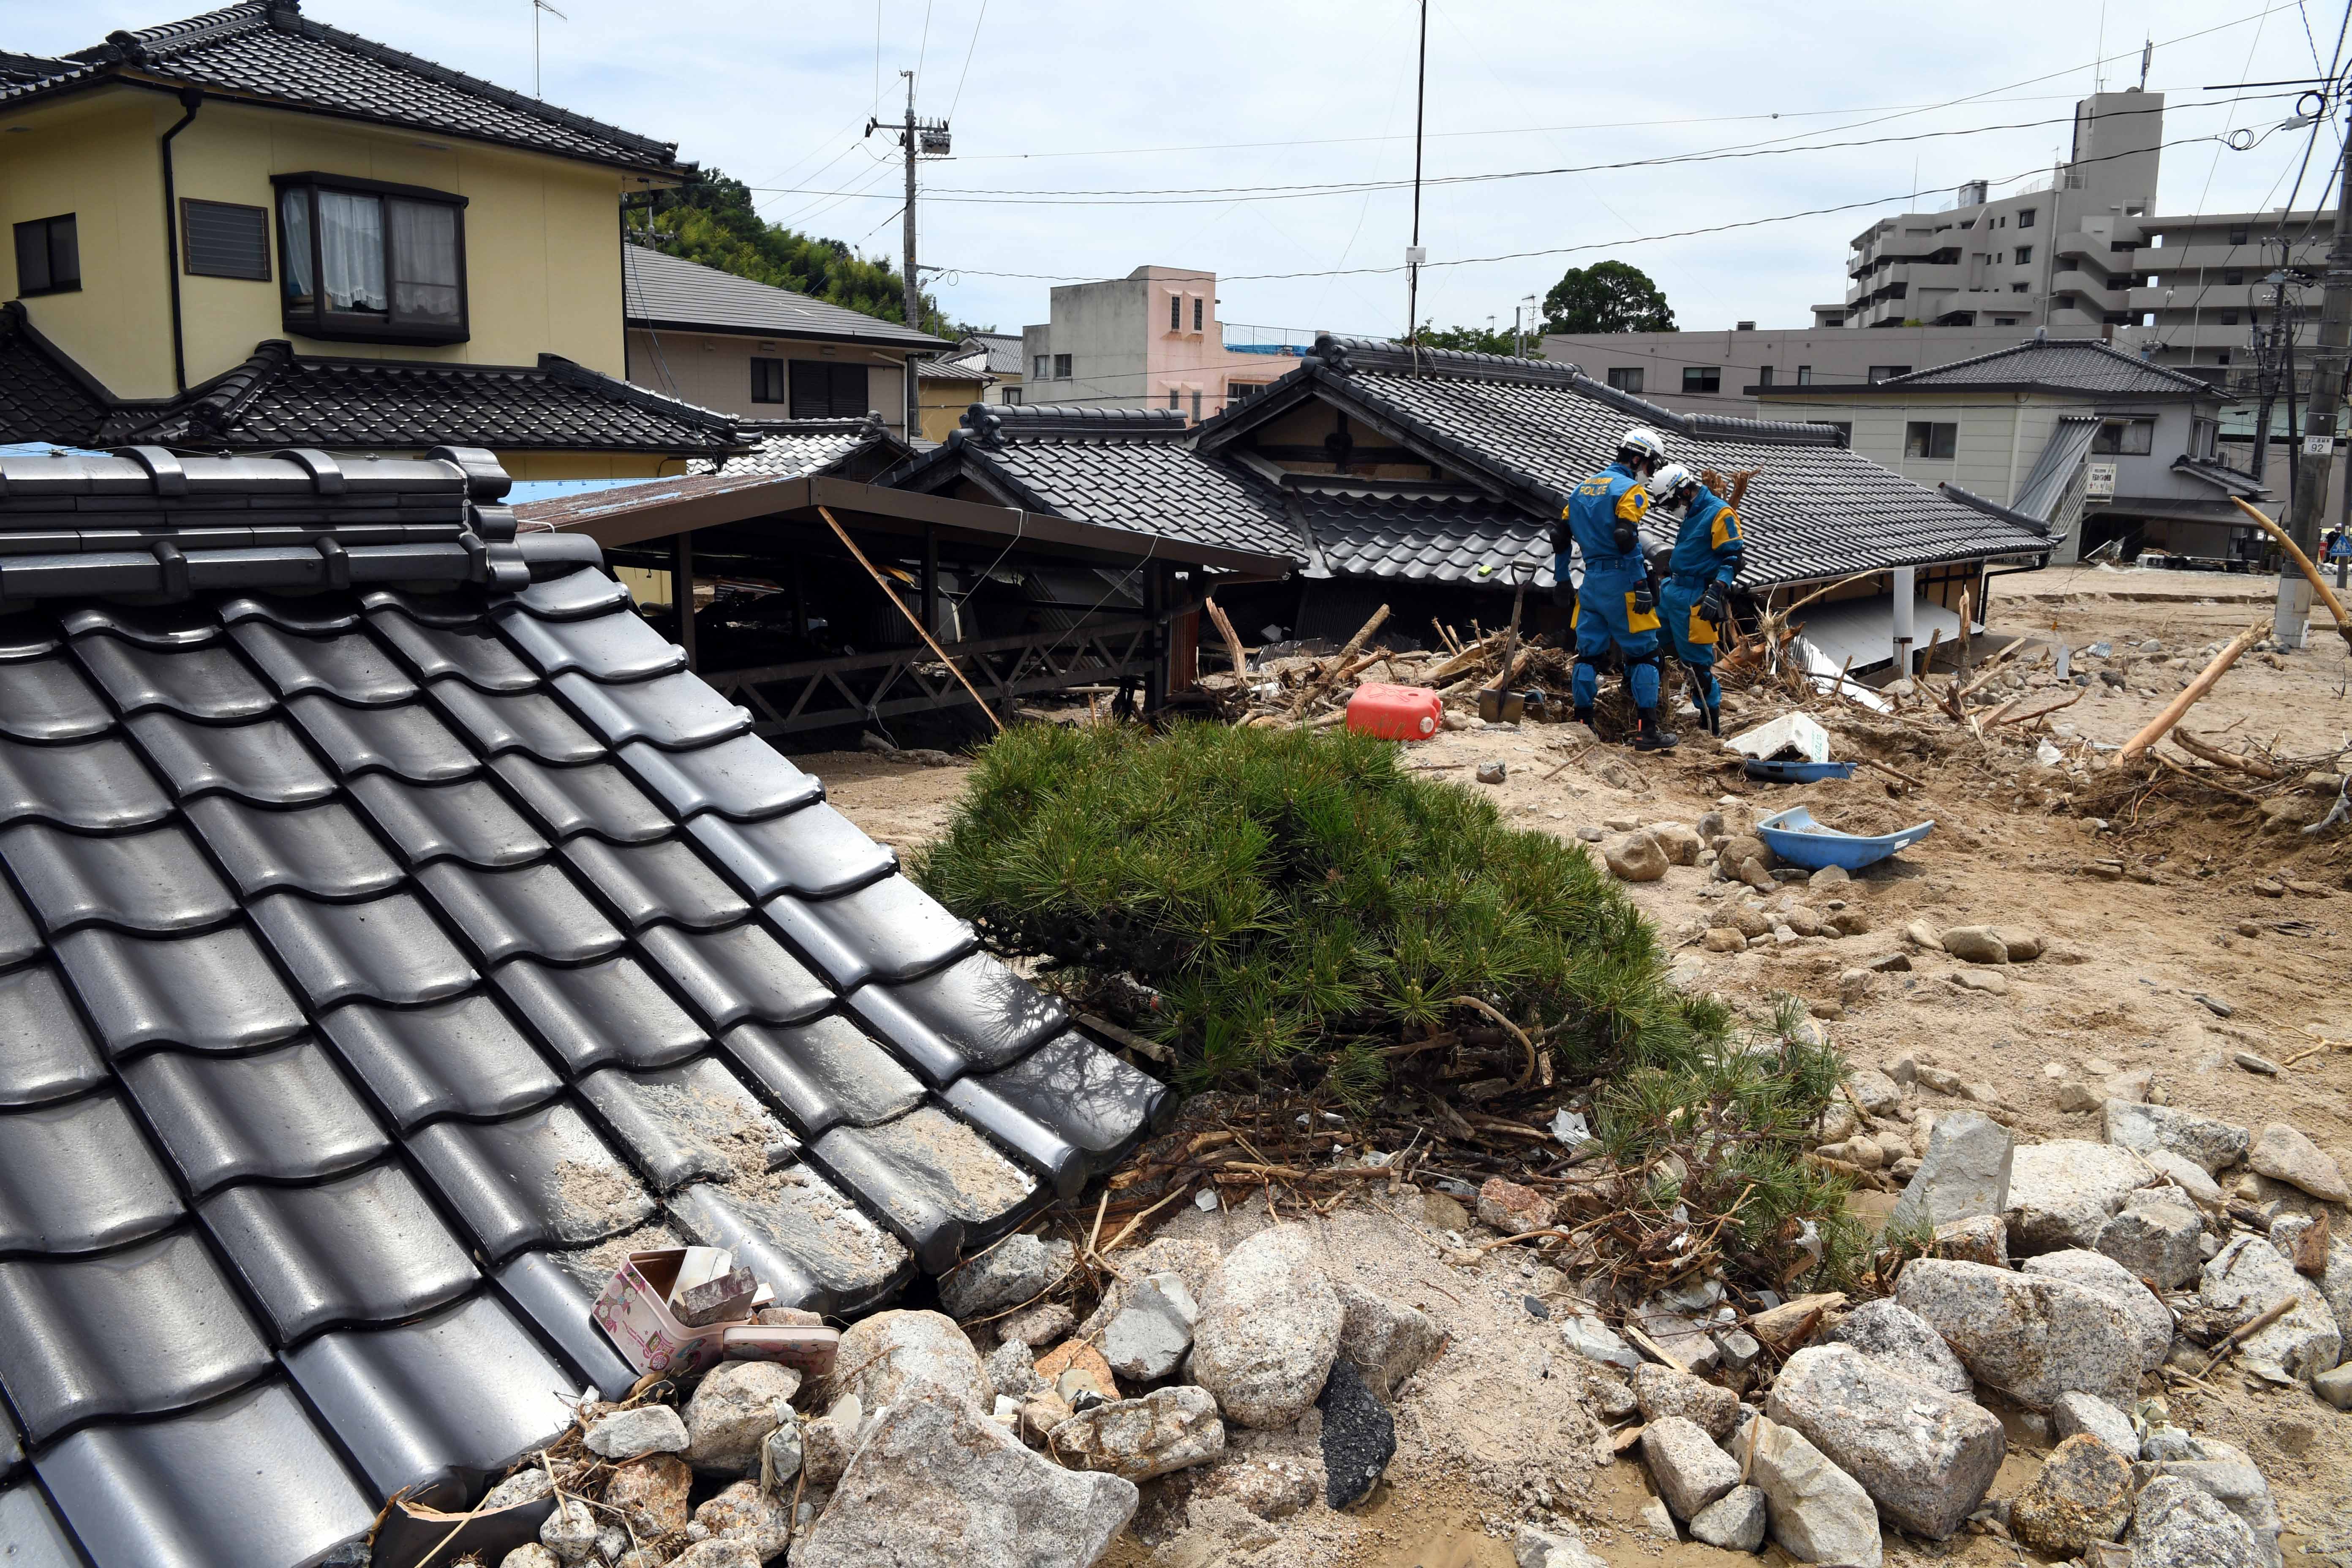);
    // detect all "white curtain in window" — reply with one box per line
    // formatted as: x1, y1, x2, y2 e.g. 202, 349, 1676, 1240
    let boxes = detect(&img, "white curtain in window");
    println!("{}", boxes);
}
389, 199, 459, 324
318, 190, 387, 313
279, 188, 314, 303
